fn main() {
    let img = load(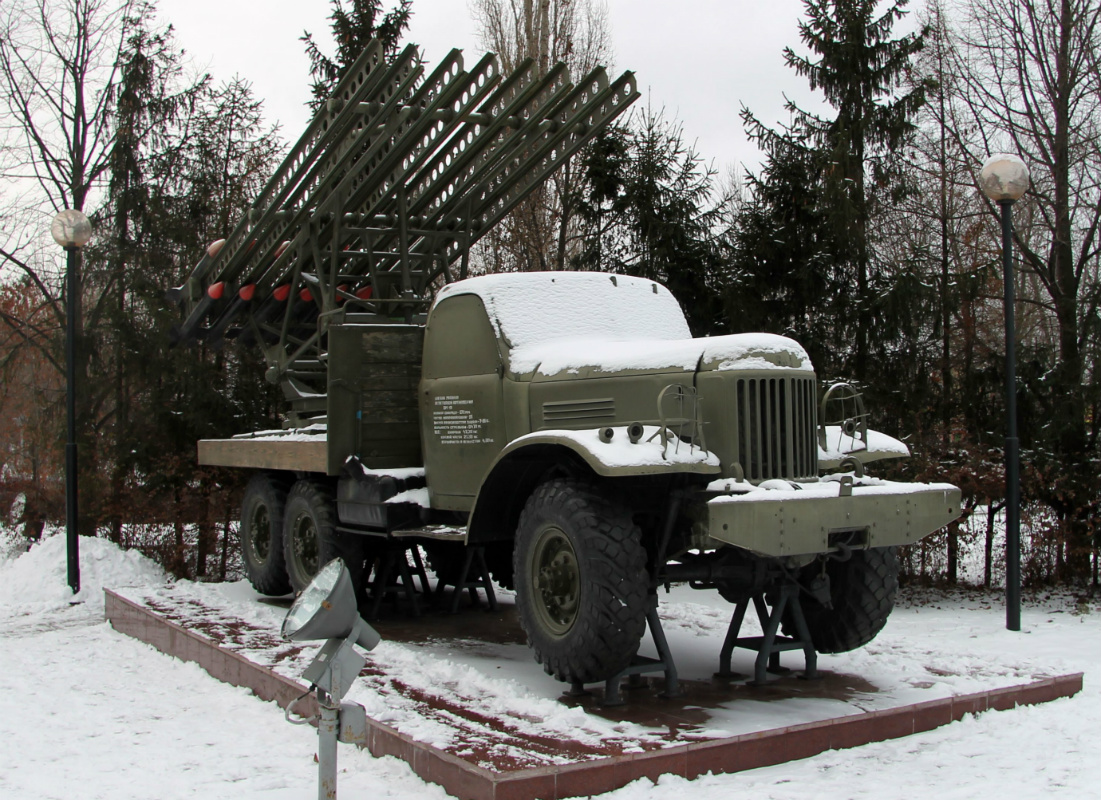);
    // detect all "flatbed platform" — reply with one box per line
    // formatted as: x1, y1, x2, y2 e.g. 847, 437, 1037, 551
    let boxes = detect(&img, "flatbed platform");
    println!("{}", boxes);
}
198, 431, 328, 473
